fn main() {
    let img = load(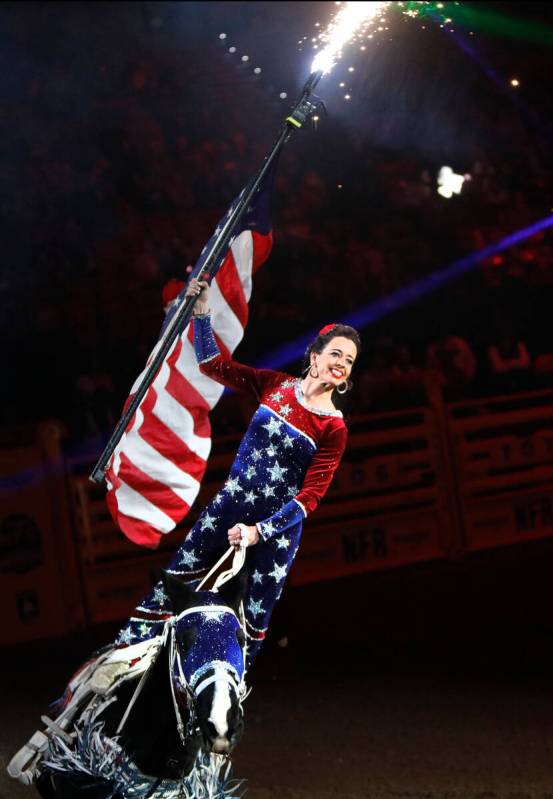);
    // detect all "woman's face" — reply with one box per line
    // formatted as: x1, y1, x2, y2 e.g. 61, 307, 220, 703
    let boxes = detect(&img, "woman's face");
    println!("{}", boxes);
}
311, 335, 358, 386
